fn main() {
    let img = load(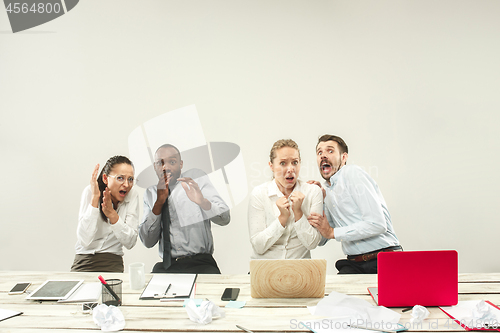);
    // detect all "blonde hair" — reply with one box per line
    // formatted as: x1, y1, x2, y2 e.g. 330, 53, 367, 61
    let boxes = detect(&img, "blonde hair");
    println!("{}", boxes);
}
269, 139, 300, 163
